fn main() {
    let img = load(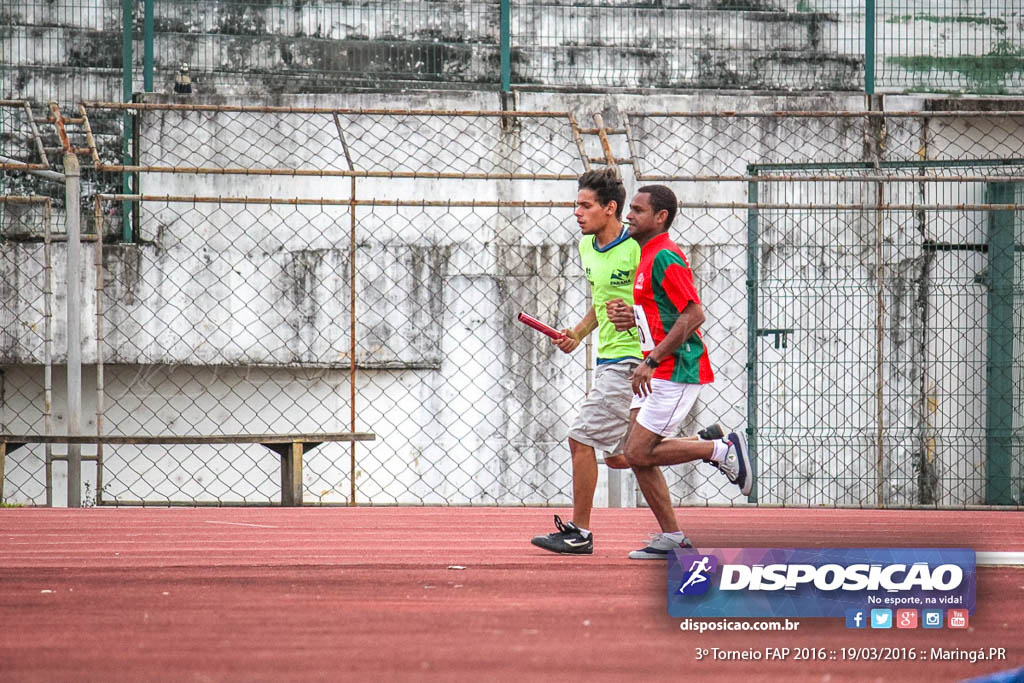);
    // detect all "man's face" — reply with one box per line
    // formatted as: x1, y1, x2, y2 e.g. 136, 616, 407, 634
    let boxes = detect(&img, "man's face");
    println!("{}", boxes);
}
626, 192, 662, 241
574, 188, 615, 235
